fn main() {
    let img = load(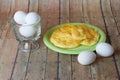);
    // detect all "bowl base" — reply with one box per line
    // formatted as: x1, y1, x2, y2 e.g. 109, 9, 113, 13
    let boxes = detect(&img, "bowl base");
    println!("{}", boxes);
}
18, 41, 39, 52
